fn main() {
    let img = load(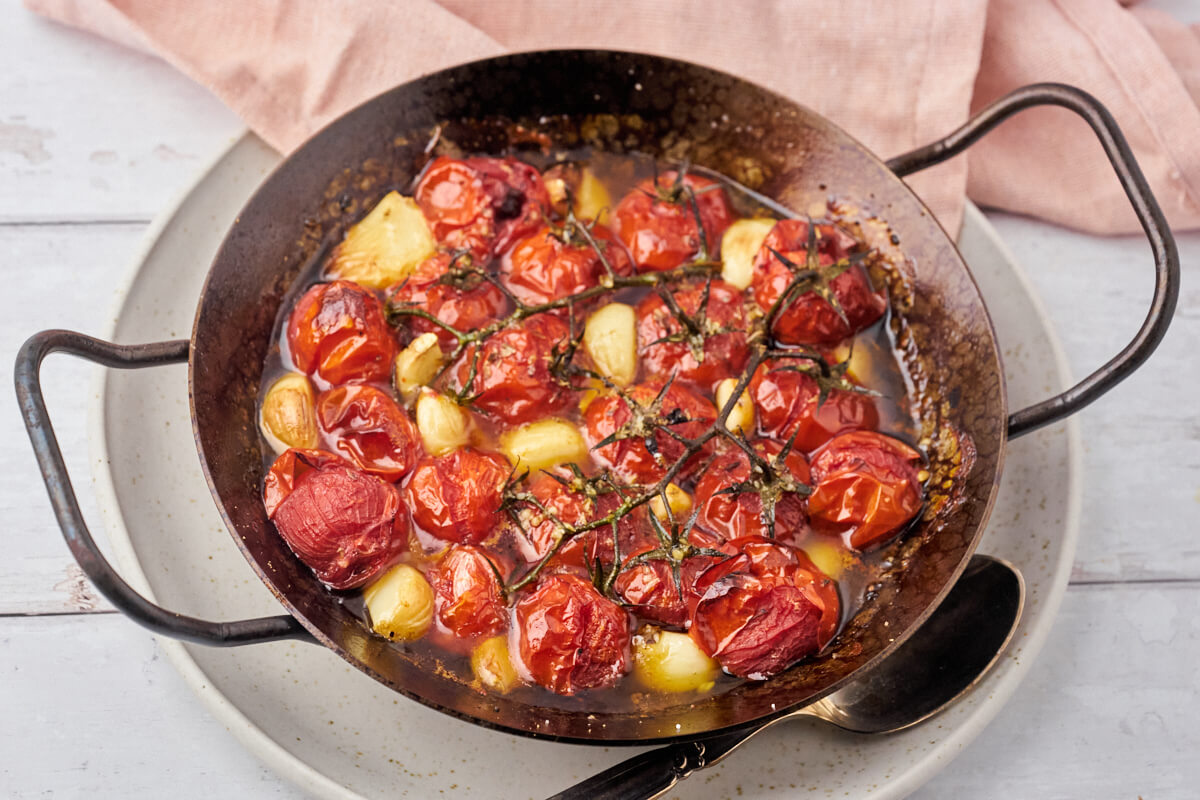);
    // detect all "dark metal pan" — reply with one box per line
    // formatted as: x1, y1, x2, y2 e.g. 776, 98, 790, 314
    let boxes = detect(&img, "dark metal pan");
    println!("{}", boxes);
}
16, 51, 1178, 745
